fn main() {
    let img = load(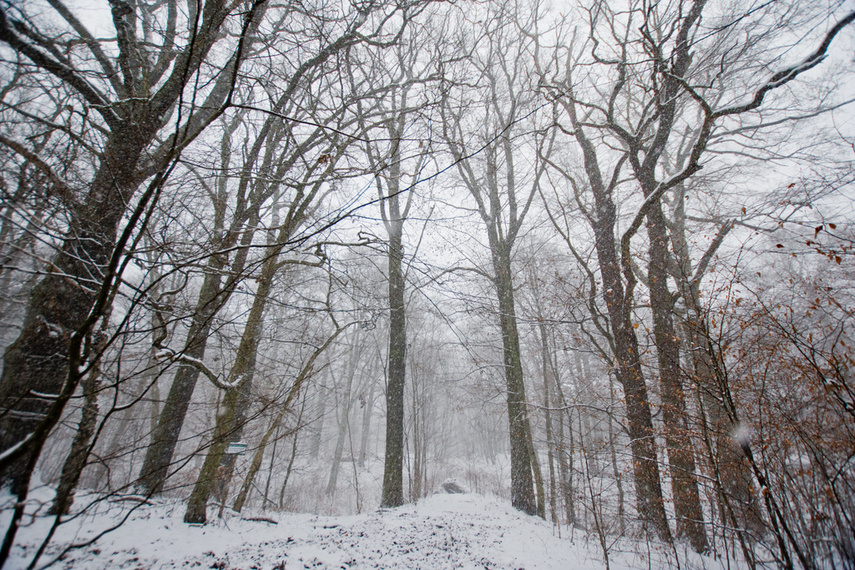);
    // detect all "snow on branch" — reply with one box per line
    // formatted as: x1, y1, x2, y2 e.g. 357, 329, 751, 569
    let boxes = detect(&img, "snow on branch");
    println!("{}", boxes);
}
0, 434, 32, 463
0, 134, 76, 205
713, 11, 855, 119
154, 348, 241, 391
